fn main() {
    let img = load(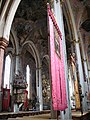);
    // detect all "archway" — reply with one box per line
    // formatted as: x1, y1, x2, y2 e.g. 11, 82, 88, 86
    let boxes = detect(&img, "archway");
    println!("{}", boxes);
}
21, 41, 43, 111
